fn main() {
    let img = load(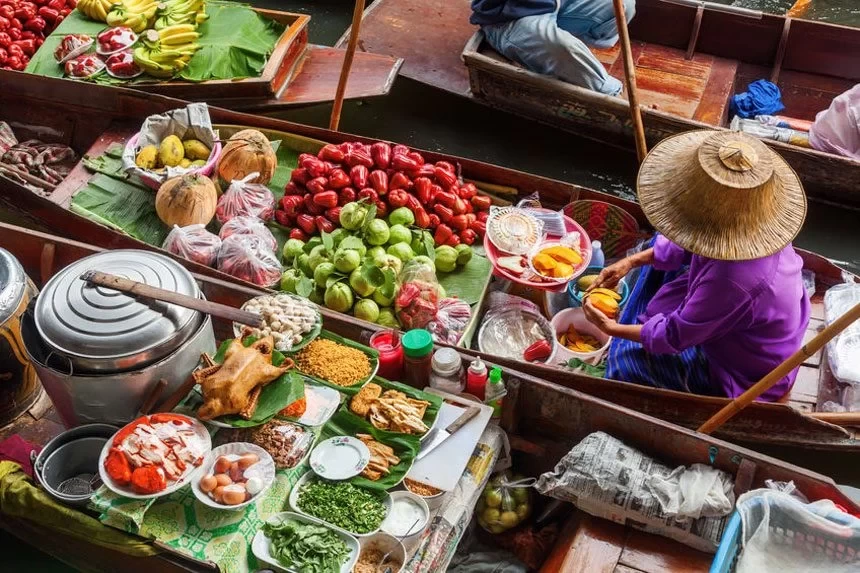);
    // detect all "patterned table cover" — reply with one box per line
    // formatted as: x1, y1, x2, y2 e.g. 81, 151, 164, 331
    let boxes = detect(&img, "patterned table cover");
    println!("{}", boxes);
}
90, 424, 505, 573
